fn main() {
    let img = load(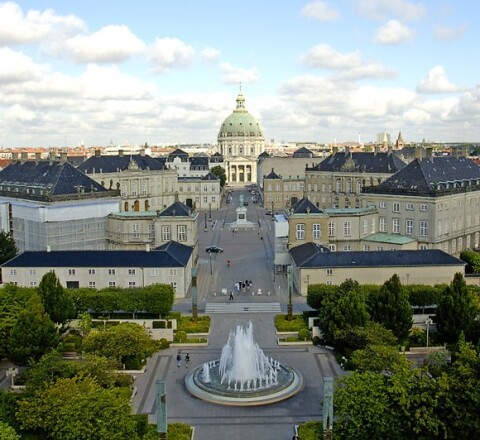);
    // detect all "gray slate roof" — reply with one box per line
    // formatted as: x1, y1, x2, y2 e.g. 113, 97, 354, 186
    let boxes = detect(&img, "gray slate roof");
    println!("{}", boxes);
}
264, 168, 281, 179
78, 154, 165, 173
158, 201, 192, 217
363, 156, 480, 196
311, 151, 406, 173
1, 240, 192, 268
0, 161, 109, 199
291, 197, 322, 214
290, 244, 464, 269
